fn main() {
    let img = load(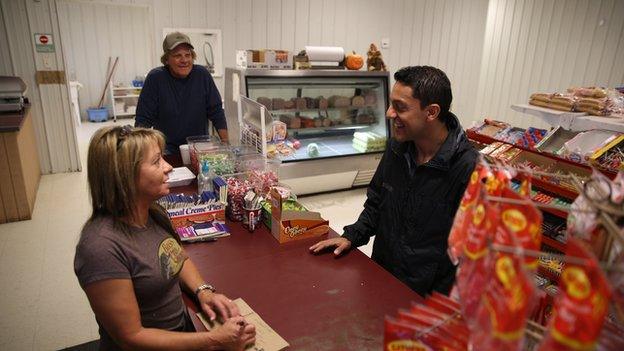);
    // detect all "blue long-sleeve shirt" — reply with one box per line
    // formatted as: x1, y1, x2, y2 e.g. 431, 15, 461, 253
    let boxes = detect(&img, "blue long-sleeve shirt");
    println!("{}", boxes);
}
135, 65, 226, 154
